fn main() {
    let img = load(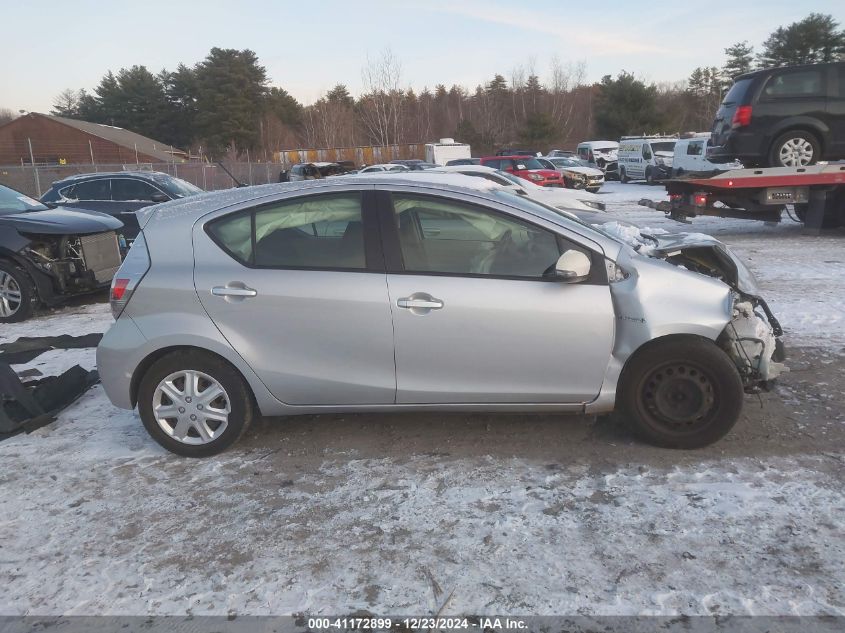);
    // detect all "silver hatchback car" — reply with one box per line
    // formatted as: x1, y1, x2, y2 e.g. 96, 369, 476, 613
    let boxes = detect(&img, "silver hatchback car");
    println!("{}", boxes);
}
97, 174, 786, 456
